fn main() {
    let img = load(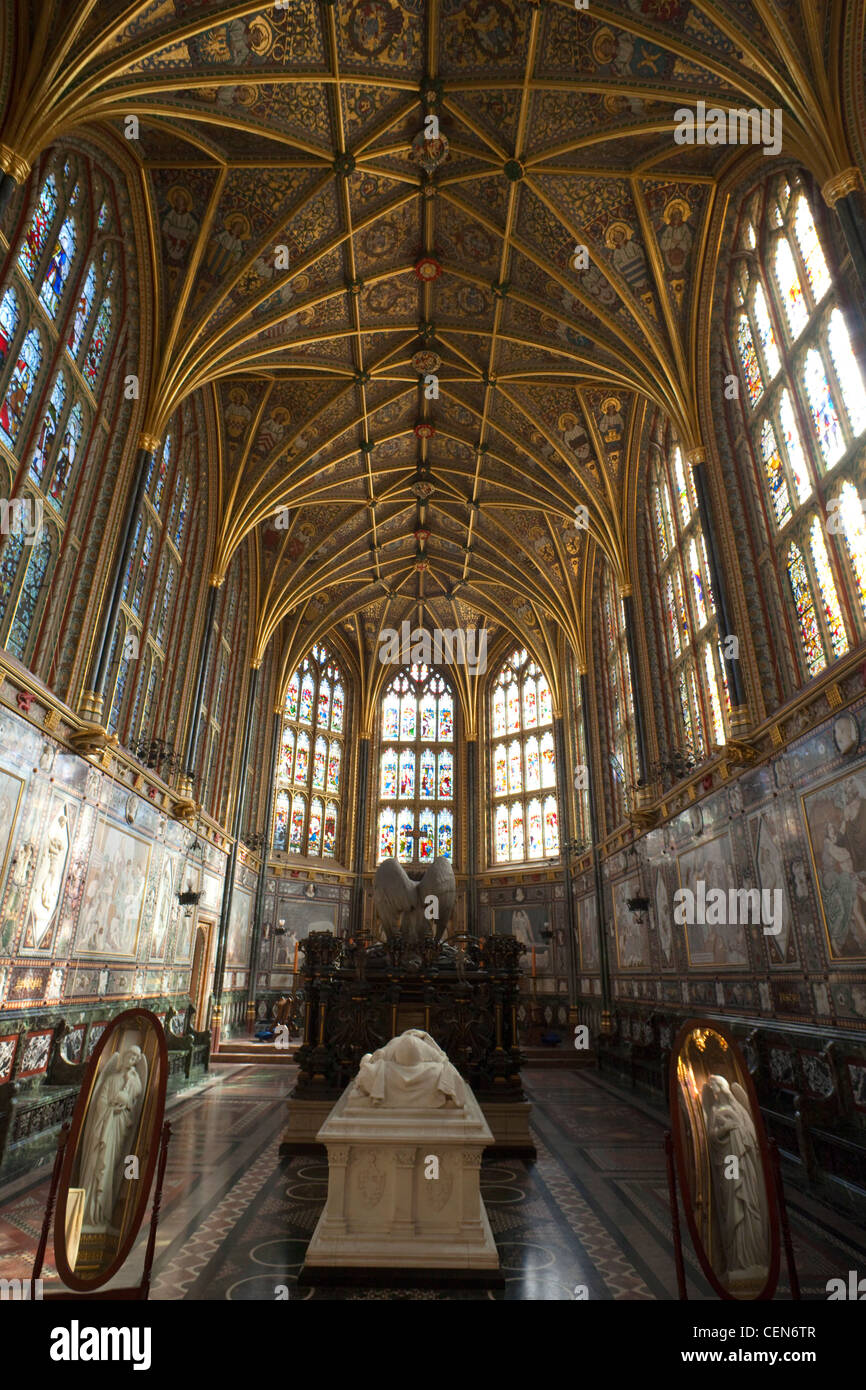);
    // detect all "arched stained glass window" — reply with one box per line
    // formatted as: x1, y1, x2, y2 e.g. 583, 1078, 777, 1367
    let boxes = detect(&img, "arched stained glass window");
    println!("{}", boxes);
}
377, 663, 455, 867
648, 430, 728, 772
273, 642, 346, 859
18, 174, 58, 280
0, 328, 41, 446
490, 648, 560, 864
727, 172, 865, 679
